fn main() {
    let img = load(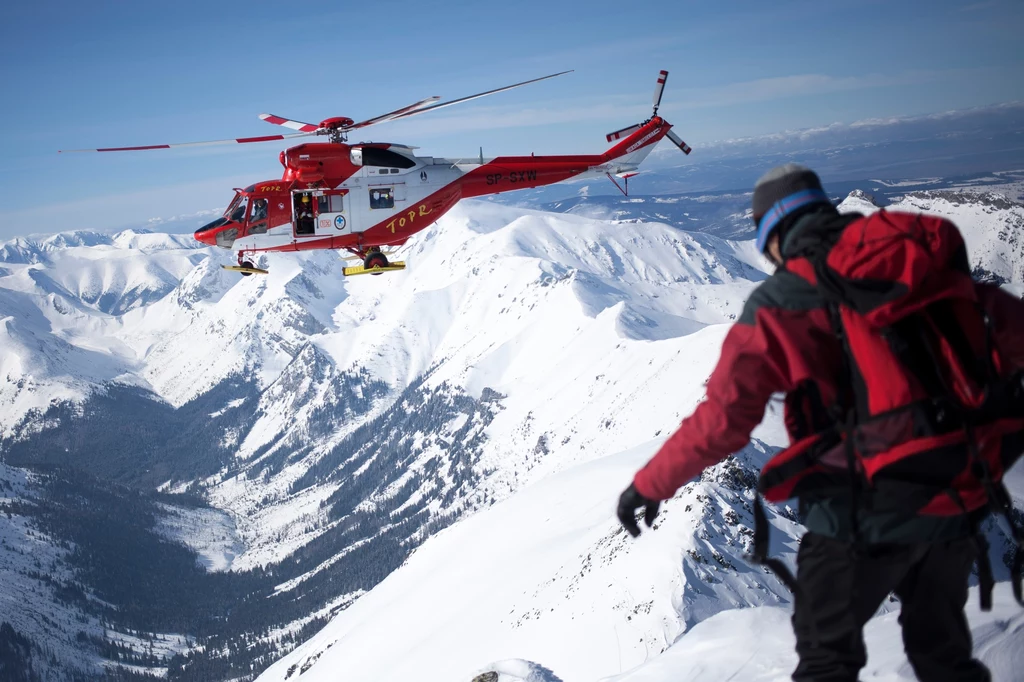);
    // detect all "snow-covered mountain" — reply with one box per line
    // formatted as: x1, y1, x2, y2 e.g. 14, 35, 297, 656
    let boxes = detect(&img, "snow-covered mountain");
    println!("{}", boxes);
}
1, 186, 1023, 681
